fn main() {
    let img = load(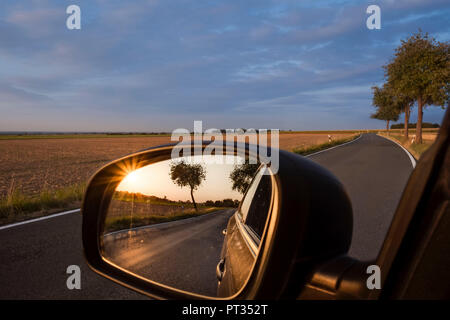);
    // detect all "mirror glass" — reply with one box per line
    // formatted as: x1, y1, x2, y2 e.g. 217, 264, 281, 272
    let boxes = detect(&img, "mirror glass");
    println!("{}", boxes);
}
101, 154, 273, 297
